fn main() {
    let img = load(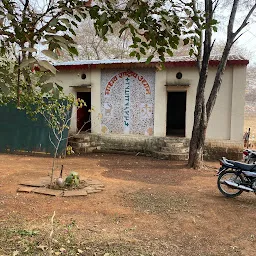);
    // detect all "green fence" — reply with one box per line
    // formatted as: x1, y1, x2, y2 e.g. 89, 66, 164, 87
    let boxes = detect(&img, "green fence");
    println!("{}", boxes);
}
0, 105, 69, 156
